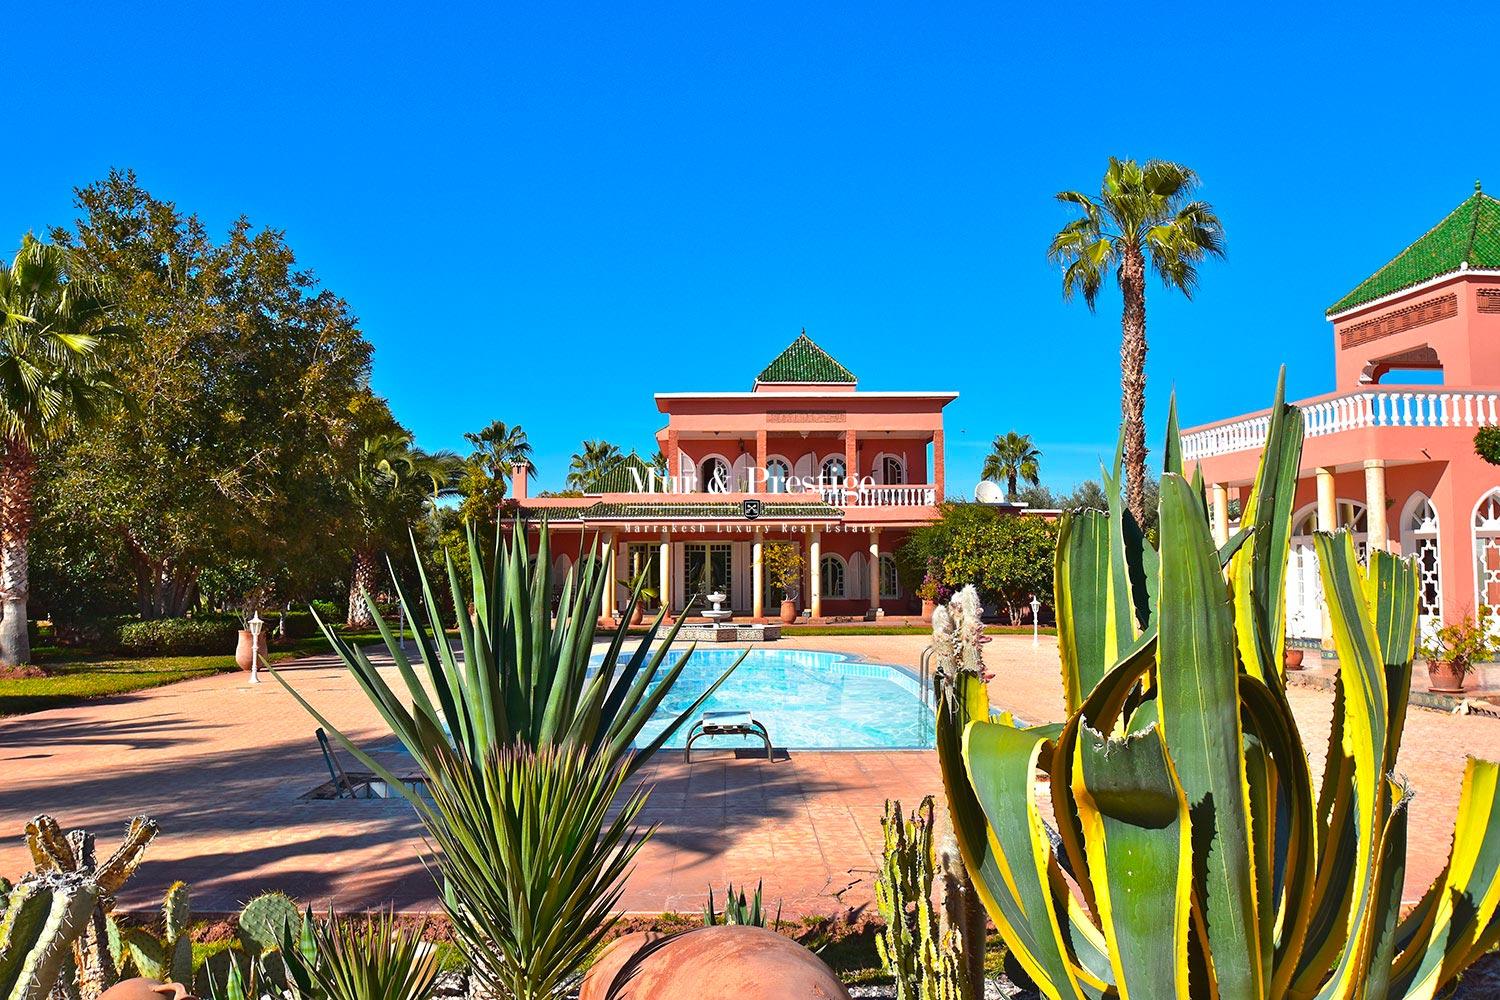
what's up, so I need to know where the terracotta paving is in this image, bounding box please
[2,634,1497,918]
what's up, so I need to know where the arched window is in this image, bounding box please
[1474,491,1500,615]
[879,554,900,599]
[820,456,847,485]
[700,457,730,493]
[1401,494,1442,625]
[879,455,905,485]
[765,458,791,493]
[820,555,846,598]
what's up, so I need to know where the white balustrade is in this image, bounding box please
[819,485,938,507]
[1181,389,1500,460]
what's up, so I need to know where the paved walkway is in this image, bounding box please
[2,634,1496,917]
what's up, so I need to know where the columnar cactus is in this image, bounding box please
[122,882,191,986]
[875,797,970,1000]
[0,872,101,1000]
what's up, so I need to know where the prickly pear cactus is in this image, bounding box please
[875,797,971,1000]
[236,892,300,956]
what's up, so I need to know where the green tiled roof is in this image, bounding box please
[1328,186,1500,315]
[589,452,658,493]
[756,331,856,384]
[518,500,843,521]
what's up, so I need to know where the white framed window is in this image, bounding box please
[1474,491,1500,616]
[1401,494,1442,625]
[820,456,847,485]
[820,554,846,598]
[699,457,730,493]
[879,553,900,598]
[879,455,905,485]
[765,457,791,493]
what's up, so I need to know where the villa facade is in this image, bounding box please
[509,333,958,619]
[1185,185,1500,645]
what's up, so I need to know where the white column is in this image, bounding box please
[752,529,765,620]
[810,529,822,619]
[1211,483,1230,546]
[1316,468,1336,650]
[1365,460,1388,553]
[658,531,671,619]
[868,529,881,614]
[601,532,617,620]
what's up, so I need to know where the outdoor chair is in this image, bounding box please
[684,710,773,762]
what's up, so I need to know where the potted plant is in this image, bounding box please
[762,542,803,624]
[1419,607,1500,693]
[617,577,659,626]
[917,561,949,623]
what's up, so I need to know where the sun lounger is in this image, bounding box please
[685,711,772,762]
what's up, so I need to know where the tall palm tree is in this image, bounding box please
[982,431,1042,499]
[1048,158,1225,524]
[464,420,534,486]
[0,235,127,665]
[566,440,623,491]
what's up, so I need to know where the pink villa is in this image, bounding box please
[1185,184,1500,646]
[508,333,957,620]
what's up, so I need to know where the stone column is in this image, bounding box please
[1211,483,1230,545]
[844,432,858,485]
[659,531,671,618]
[933,430,945,500]
[752,529,765,619]
[1316,468,1336,650]
[1365,460,1389,552]
[601,532,617,620]
[868,529,881,614]
[810,530,823,619]
[754,429,767,494]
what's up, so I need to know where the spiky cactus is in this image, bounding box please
[0,872,101,1000]
[875,797,971,1000]
[237,892,300,957]
[122,882,192,986]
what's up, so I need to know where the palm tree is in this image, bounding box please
[567,440,623,491]
[0,235,127,665]
[982,431,1042,499]
[1048,158,1225,524]
[464,420,534,486]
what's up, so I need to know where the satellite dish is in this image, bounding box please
[974,480,1005,504]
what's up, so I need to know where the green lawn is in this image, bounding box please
[1,632,383,718]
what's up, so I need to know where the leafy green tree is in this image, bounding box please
[566,440,623,491]
[1049,157,1224,525]
[47,170,373,617]
[0,236,127,665]
[1011,483,1062,509]
[455,420,531,525]
[981,431,1042,498]
[895,503,1056,624]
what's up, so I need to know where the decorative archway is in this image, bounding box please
[1286,500,1368,639]
[1473,490,1500,616]
[1400,493,1442,634]
[698,455,732,493]
[820,553,847,599]
[873,452,906,485]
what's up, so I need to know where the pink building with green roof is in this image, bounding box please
[1184,184,1500,647]
[507,332,958,621]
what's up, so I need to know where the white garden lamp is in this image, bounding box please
[248,612,264,685]
[1030,595,1041,646]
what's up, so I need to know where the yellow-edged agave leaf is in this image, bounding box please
[1364,548,1419,770]
[1155,473,1262,1000]
[1389,758,1500,999]
[1358,779,1411,1000]
[1227,370,1305,686]
[1072,724,1192,999]
[1298,532,1393,999]
[962,720,1105,1000]
[1055,510,1118,715]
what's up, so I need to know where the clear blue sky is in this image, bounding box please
[6,3,1493,494]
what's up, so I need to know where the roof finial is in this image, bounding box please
[1477,179,1483,193]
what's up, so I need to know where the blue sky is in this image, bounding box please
[6,3,1493,493]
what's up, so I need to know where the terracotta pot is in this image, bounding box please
[99,979,195,1000]
[921,598,936,622]
[780,599,797,624]
[234,630,268,672]
[580,925,850,1000]
[1284,648,1305,671]
[629,604,645,627]
[1428,659,1469,693]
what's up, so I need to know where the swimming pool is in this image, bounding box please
[601,646,934,751]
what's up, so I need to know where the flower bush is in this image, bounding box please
[1418,606,1500,677]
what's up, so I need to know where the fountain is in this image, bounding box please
[676,588,782,642]
[703,591,734,624]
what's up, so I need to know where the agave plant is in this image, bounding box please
[276,522,741,1000]
[280,910,443,1000]
[937,375,1500,999]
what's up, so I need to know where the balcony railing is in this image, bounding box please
[1182,389,1500,461]
[820,484,938,507]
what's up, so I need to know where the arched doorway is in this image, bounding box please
[1474,491,1500,617]
[1286,500,1368,640]
[1400,494,1442,638]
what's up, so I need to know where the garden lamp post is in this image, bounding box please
[1030,595,1041,646]
[248,612,264,685]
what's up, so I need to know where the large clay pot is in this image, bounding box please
[1284,648,1305,671]
[780,599,798,624]
[580,925,850,1000]
[629,603,645,626]
[1428,659,1469,693]
[234,630,268,672]
[100,979,195,1000]
[921,598,936,623]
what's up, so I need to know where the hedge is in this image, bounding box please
[1477,427,1500,466]
[114,616,241,656]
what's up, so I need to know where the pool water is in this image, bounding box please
[602,646,934,751]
